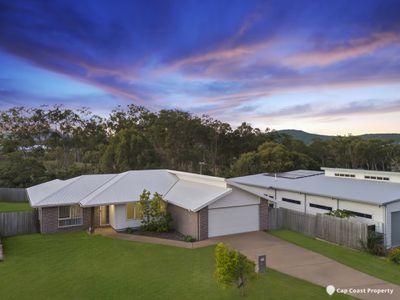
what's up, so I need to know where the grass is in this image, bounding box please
[0,201,32,212]
[0,232,353,300]
[270,229,400,286]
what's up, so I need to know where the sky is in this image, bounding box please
[0,0,399,135]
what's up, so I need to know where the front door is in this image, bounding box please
[100,205,110,226]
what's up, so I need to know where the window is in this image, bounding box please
[58,205,83,227]
[264,193,274,199]
[335,173,355,178]
[126,203,142,220]
[309,203,332,211]
[365,175,390,181]
[344,210,372,219]
[282,198,301,205]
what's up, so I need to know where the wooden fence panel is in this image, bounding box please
[268,207,368,249]
[0,188,28,202]
[0,211,39,237]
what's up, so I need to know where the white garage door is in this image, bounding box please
[208,205,259,238]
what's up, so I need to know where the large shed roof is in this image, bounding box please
[228,170,400,205]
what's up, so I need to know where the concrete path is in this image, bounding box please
[212,231,400,300]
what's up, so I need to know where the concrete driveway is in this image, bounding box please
[211,231,400,300]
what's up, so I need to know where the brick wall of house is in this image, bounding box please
[259,198,268,230]
[198,207,208,240]
[40,206,94,234]
[167,204,198,239]
[93,207,100,228]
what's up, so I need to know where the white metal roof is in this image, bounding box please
[27,170,231,211]
[27,179,75,207]
[28,174,116,207]
[80,170,178,207]
[164,180,231,211]
[228,171,400,205]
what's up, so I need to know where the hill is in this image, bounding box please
[278,129,400,144]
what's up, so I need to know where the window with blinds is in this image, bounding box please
[58,205,83,227]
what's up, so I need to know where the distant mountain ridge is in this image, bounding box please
[278,129,400,144]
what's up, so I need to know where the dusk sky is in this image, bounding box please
[0,0,399,135]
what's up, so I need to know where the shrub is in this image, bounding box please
[214,243,256,296]
[184,235,195,242]
[137,190,172,232]
[361,231,386,256]
[326,209,353,218]
[126,228,134,234]
[388,248,400,264]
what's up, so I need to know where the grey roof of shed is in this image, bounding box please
[228,170,400,205]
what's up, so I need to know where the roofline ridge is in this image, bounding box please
[79,171,131,206]
[35,176,82,206]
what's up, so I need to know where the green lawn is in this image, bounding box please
[0,201,32,212]
[270,229,400,286]
[0,232,352,300]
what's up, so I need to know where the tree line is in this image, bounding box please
[0,105,399,187]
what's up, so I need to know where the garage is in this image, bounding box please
[392,211,400,247]
[208,205,260,237]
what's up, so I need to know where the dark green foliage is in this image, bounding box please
[101,128,159,172]
[0,152,51,187]
[230,142,317,176]
[360,231,386,256]
[0,105,399,187]
[388,248,400,264]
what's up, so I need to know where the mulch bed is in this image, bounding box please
[129,230,187,241]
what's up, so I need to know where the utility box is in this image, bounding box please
[256,254,266,273]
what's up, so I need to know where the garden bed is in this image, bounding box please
[127,229,188,241]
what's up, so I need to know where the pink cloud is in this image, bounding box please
[282,32,400,68]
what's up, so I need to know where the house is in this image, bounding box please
[228,168,400,248]
[27,170,268,240]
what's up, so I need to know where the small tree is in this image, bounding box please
[149,192,171,232]
[137,190,172,232]
[214,243,256,296]
[137,190,151,228]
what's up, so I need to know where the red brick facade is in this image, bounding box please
[39,206,99,234]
